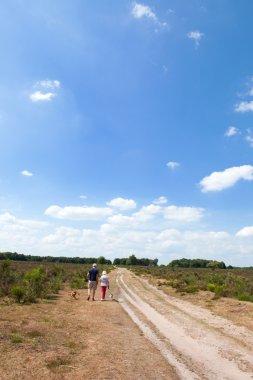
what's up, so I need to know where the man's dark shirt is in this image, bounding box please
[89,268,99,281]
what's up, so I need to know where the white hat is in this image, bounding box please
[102,270,107,275]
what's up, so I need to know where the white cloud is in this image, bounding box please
[166,161,180,169]
[0,213,50,252]
[235,101,253,113]
[37,80,61,89]
[156,229,180,240]
[107,214,134,226]
[184,231,230,240]
[0,212,16,223]
[236,226,253,237]
[106,197,137,210]
[42,226,81,244]
[80,195,87,199]
[29,79,60,102]
[153,196,168,205]
[133,204,161,221]
[200,165,253,192]
[44,205,113,220]
[21,170,33,177]
[131,2,167,28]
[1,208,253,266]
[246,132,253,148]
[187,30,204,48]
[163,206,204,222]
[132,3,157,20]
[225,126,239,137]
[30,91,55,102]
[106,203,203,229]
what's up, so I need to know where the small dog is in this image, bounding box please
[70,291,78,299]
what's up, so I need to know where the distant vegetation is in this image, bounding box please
[113,254,158,266]
[0,252,158,267]
[168,258,227,269]
[130,265,253,303]
[0,251,112,265]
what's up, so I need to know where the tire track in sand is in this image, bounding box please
[117,268,253,380]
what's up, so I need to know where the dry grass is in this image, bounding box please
[0,271,178,380]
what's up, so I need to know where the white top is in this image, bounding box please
[100,274,109,287]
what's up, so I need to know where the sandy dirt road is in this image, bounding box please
[117,268,253,380]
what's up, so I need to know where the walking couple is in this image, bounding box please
[87,263,110,301]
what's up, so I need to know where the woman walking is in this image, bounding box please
[100,270,109,301]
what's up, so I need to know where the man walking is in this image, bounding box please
[87,263,99,301]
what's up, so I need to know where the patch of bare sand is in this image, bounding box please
[0,271,178,380]
[117,269,253,380]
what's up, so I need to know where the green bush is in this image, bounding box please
[69,269,87,289]
[207,283,216,292]
[237,294,253,302]
[11,286,25,303]
[24,267,47,299]
[0,260,18,296]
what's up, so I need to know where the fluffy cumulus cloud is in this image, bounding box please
[44,205,113,220]
[166,161,180,170]
[1,205,253,265]
[132,3,157,20]
[235,100,253,113]
[0,212,50,253]
[30,91,55,102]
[21,170,33,177]
[236,226,253,237]
[106,197,137,210]
[200,165,253,192]
[163,206,204,222]
[187,30,204,48]
[131,2,167,28]
[133,204,161,221]
[107,203,203,228]
[30,79,60,102]
[225,126,239,137]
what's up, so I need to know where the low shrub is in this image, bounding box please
[0,260,18,296]
[237,294,253,302]
[207,283,216,292]
[10,334,23,343]
[11,286,25,303]
[69,270,87,289]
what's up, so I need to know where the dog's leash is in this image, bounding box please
[108,289,113,300]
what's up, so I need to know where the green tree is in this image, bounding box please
[97,256,106,264]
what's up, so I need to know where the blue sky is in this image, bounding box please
[1,0,253,266]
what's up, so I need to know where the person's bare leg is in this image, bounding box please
[92,286,96,300]
[87,284,91,300]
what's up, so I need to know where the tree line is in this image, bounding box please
[0,252,229,268]
[168,258,226,269]
[0,252,112,265]
[0,252,158,267]
[113,254,158,266]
